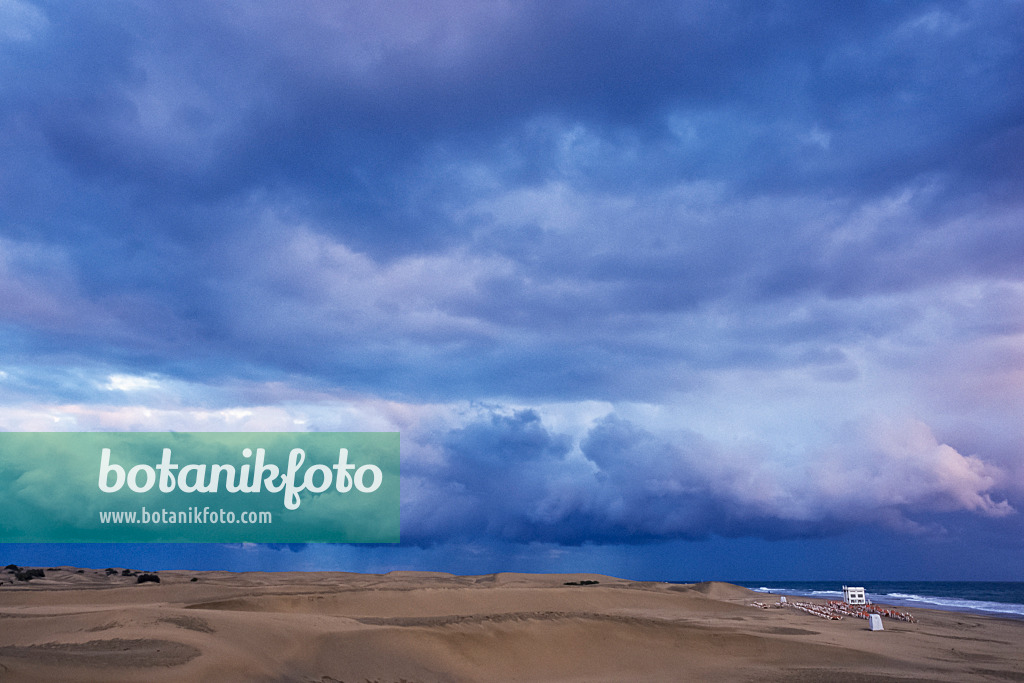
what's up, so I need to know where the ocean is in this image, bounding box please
[733,581,1024,620]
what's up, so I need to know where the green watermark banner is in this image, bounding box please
[0,432,399,543]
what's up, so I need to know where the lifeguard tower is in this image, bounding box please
[843,585,866,605]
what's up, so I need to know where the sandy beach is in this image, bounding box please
[0,567,1021,682]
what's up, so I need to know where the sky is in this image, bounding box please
[1,0,1023,580]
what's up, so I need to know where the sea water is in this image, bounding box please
[735,581,1024,620]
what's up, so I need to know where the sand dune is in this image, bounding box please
[1,566,1022,682]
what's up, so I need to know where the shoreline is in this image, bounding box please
[737,582,1024,622]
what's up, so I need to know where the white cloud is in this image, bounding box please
[814,418,1014,518]
[801,125,832,150]
[0,0,47,43]
[103,374,161,392]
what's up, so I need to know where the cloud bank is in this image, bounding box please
[1,0,1022,574]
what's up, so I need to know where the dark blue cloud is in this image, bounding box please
[399,410,1015,546]
[6,1,1020,252]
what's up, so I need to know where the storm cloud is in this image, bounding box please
[400,410,1013,545]
[2,0,1023,576]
